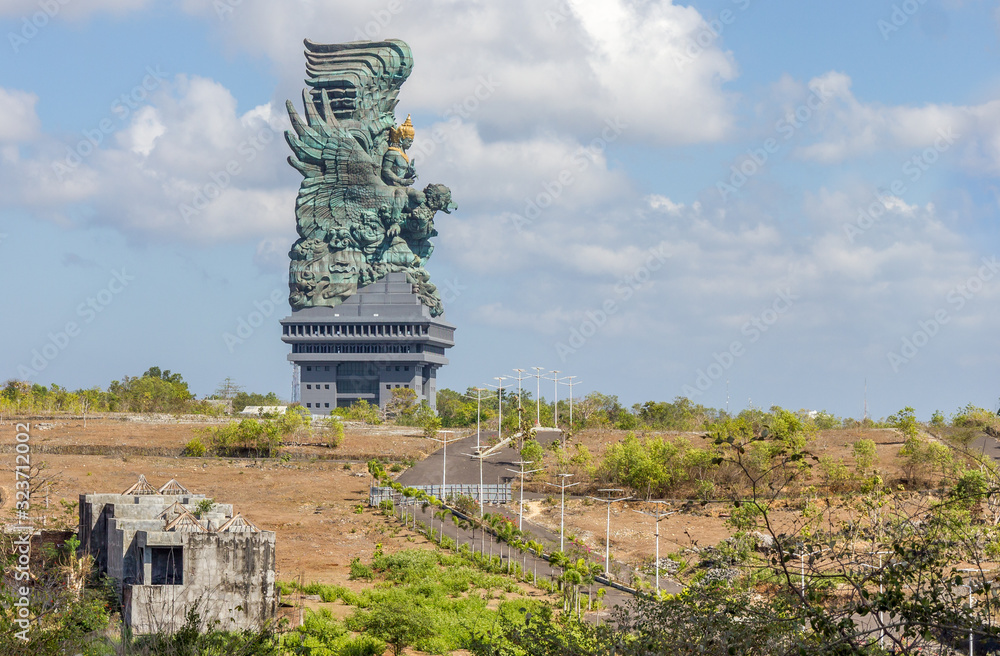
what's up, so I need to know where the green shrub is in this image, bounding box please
[181,437,206,457]
[349,557,374,581]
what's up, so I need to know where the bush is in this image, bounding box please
[851,438,877,473]
[182,437,206,457]
[349,557,374,581]
[323,417,344,448]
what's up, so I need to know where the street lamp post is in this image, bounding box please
[561,376,580,430]
[544,474,579,552]
[531,366,544,426]
[463,387,489,451]
[590,489,632,578]
[507,460,542,531]
[425,432,463,500]
[463,451,498,519]
[633,502,677,594]
[487,377,509,446]
[795,546,828,594]
[548,370,561,428]
[958,567,991,656]
[512,369,528,415]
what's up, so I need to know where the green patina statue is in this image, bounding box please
[285,39,456,316]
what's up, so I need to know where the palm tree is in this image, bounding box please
[527,540,544,583]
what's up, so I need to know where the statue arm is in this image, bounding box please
[381,151,416,187]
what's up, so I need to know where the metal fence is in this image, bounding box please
[369,483,511,507]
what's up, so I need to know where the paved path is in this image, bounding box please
[391,432,683,609]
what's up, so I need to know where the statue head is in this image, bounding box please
[389,114,415,148]
[422,183,457,214]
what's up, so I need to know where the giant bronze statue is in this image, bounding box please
[285,39,456,317]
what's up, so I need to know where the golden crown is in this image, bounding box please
[389,114,415,143]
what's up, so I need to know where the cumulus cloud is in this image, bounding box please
[0,88,41,142]
[179,0,738,146]
[0,75,298,244]
[781,72,1000,176]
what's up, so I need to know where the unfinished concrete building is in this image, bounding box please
[79,475,276,634]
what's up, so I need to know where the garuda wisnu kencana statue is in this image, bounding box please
[285,39,456,317]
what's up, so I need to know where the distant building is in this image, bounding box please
[280,273,455,412]
[240,405,288,416]
[79,475,276,634]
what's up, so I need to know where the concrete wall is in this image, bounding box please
[125,532,277,634]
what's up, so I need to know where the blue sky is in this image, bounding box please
[2,0,999,420]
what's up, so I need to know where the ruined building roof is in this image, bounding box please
[164,511,208,533]
[121,474,159,495]
[217,513,260,533]
[158,479,190,495]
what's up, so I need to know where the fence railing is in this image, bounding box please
[369,483,511,506]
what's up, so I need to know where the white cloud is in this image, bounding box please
[0,75,297,244]
[0,88,40,142]
[783,72,1000,176]
[180,0,737,146]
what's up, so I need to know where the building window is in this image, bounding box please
[324,384,330,390]
[325,366,330,371]
[324,403,330,408]
[395,366,400,371]
[150,547,183,585]
[306,403,312,408]
[405,366,409,372]
[306,366,312,371]
[386,384,391,389]
[306,384,311,390]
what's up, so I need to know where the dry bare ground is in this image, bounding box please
[0,416,924,587]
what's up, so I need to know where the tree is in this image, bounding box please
[212,377,244,400]
[422,413,442,439]
[384,387,418,422]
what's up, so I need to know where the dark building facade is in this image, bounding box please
[280,273,454,412]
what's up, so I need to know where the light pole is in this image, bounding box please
[507,460,542,531]
[464,387,489,451]
[487,377,509,445]
[463,450,498,518]
[633,502,677,594]
[531,366,544,426]
[590,489,632,578]
[512,369,528,415]
[561,376,580,430]
[795,546,828,594]
[548,370,561,428]
[958,567,991,656]
[544,473,579,552]
[425,432,463,500]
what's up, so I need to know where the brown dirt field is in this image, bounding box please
[8,416,438,461]
[0,417,965,590]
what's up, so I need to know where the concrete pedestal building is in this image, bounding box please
[280,273,455,412]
